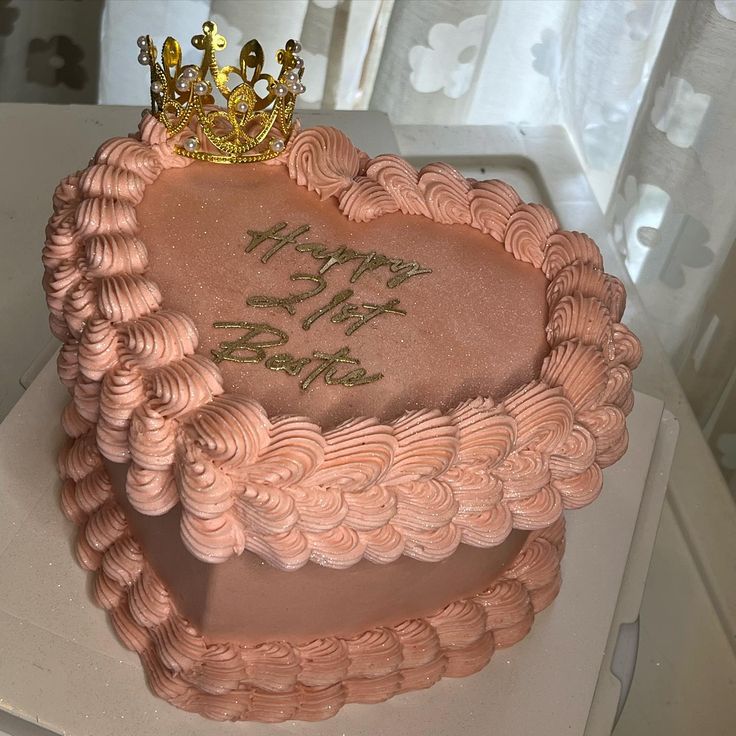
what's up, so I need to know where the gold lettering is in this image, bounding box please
[334,367,384,387]
[301,289,353,331]
[247,273,327,315]
[245,222,312,263]
[331,298,406,335]
[216,220,432,391]
[264,352,311,375]
[210,322,288,364]
[299,346,359,390]
[211,322,383,391]
[349,252,392,283]
[249,221,431,287]
[317,246,358,274]
[301,347,382,391]
[386,259,434,288]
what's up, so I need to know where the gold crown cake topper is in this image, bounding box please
[136,21,305,163]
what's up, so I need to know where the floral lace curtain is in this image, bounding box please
[609,0,736,493]
[0,0,102,102]
[3,0,736,494]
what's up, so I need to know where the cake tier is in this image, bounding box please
[43,115,641,574]
[106,458,527,642]
[61,452,565,723]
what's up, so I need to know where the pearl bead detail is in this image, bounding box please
[134,31,304,162]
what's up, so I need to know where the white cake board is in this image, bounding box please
[0,355,677,736]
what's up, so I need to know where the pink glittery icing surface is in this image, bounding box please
[137,161,550,427]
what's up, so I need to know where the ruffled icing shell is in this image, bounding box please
[366,154,430,217]
[542,230,603,278]
[504,203,558,268]
[469,179,521,241]
[338,177,399,222]
[418,162,472,225]
[287,126,362,201]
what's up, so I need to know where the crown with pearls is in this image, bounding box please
[136,21,306,164]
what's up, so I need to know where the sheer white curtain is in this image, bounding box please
[97,0,736,491]
[99,0,389,110]
[369,0,673,206]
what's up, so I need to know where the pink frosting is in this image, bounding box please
[43,113,641,570]
[58,447,565,722]
[287,126,363,200]
[469,180,521,240]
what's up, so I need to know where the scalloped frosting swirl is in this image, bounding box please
[287,126,362,200]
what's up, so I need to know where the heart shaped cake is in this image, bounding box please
[42,24,641,723]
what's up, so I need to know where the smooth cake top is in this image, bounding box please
[138,160,549,427]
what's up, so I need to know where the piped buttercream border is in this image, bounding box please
[45,114,640,570]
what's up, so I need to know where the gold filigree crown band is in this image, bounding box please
[136,21,305,164]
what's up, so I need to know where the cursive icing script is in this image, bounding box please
[245,222,432,288]
[210,220,430,391]
[246,272,407,335]
[210,321,383,390]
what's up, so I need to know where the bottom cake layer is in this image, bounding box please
[60,451,566,722]
[103,459,531,643]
